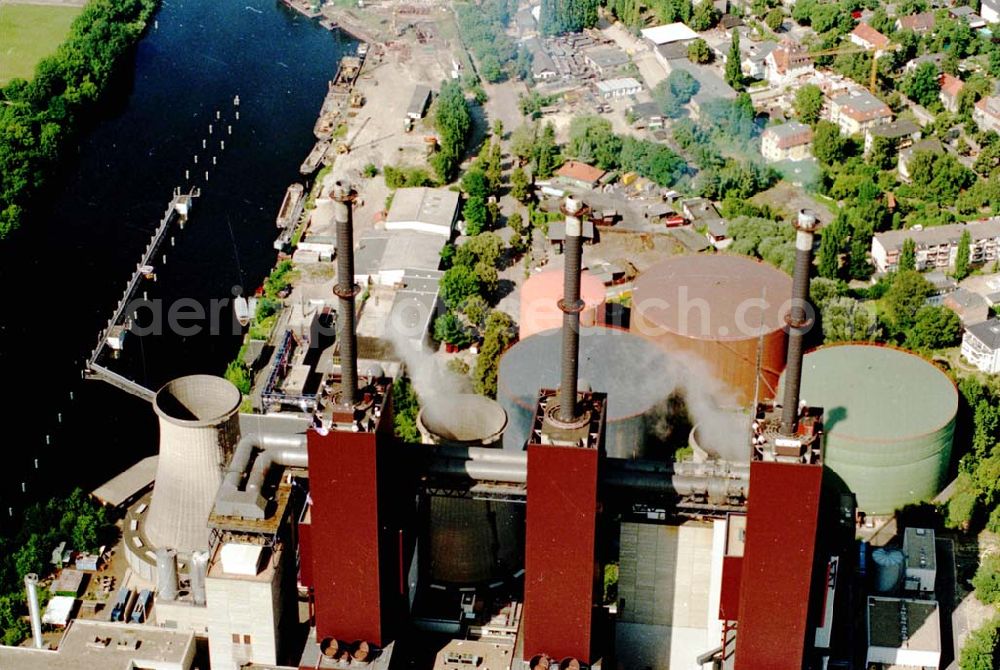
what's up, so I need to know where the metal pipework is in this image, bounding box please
[781,209,819,435]
[558,197,586,423]
[332,180,360,407]
[214,432,308,519]
[24,574,42,649]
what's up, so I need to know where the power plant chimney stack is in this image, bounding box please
[780,209,819,435]
[332,179,360,407]
[557,197,586,423]
[24,574,42,649]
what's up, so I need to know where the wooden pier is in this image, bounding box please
[83,187,200,401]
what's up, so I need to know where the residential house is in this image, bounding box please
[765,40,814,86]
[682,198,730,249]
[898,138,945,182]
[943,288,990,325]
[741,40,777,80]
[864,119,921,154]
[895,12,935,33]
[525,38,557,80]
[904,53,944,74]
[974,95,1000,134]
[939,73,964,114]
[984,0,1000,24]
[760,121,813,162]
[871,218,1000,272]
[829,89,892,136]
[584,47,630,78]
[555,161,606,189]
[596,77,642,99]
[948,5,987,29]
[962,318,1000,373]
[849,23,890,55]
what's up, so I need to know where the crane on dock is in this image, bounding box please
[335,116,371,154]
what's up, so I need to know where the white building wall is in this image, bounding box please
[961,333,1000,373]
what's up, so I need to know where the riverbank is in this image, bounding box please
[0,0,161,236]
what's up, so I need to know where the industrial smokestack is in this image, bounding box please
[144,375,241,554]
[332,179,359,407]
[780,209,819,435]
[557,197,586,423]
[24,574,42,649]
[156,547,179,601]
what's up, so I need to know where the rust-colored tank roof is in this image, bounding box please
[632,255,792,341]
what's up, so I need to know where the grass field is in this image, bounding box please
[0,3,83,85]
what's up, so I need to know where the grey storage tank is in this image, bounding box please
[497,327,679,457]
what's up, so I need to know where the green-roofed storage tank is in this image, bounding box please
[778,344,957,515]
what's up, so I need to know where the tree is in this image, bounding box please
[690,0,719,30]
[906,305,961,350]
[224,360,251,395]
[899,237,916,272]
[907,61,942,109]
[812,120,846,166]
[462,168,489,199]
[725,31,743,91]
[818,216,848,279]
[568,116,622,170]
[792,84,823,126]
[510,167,531,202]
[464,232,505,268]
[883,270,934,333]
[687,38,712,64]
[434,311,472,347]
[654,70,700,118]
[868,135,897,171]
[461,294,490,329]
[492,119,504,138]
[392,374,420,442]
[535,123,559,178]
[473,311,516,397]
[821,297,882,343]
[440,265,481,310]
[463,196,488,235]
[973,554,1000,605]
[955,229,972,280]
[765,7,784,31]
[511,124,537,164]
[433,80,473,182]
[959,617,1000,670]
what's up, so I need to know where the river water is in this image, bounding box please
[0,0,352,522]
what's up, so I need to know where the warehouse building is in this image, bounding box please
[385,187,460,237]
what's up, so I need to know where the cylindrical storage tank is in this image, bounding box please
[418,394,522,586]
[417,394,508,447]
[145,375,241,553]
[24,574,42,649]
[631,255,792,406]
[779,345,957,515]
[156,547,179,600]
[498,327,679,457]
[871,548,905,594]
[519,268,606,339]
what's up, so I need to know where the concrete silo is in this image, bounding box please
[144,374,241,553]
[631,255,792,406]
[519,268,606,339]
[779,345,957,515]
[416,394,523,587]
[497,327,679,458]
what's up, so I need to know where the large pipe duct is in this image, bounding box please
[214,432,308,519]
[332,179,359,407]
[558,197,586,423]
[780,209,819,435]
[145,375,241,553]
[190,550,209,607]
[24,574,42,649]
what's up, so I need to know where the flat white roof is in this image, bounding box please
[597,77,642,92]
[641,22,700,45]
[219,543,264,576]
[42,596,76,626]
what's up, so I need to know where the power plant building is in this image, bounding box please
[630,255,792,407]
[782,345,957,515]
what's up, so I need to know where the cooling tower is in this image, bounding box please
[144,375,241,553]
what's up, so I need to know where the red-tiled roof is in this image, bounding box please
[556,160,606,184]
[940,73,964,100]
[851,23,890,50]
